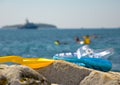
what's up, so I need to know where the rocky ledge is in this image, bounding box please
[0,60,120,85]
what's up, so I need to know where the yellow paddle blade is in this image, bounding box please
[0,56,23,64]
[0,56,54,69]
[23,58,54,69]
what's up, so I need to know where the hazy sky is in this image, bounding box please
[0,0,120,28]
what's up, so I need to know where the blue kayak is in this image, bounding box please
[53,45,113,72]
[53,55,112,72]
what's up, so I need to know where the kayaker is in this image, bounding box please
[54,40,61,46]
[75,36,80,43]
[75,36,84,44]
[83,35,91,45]
[54,40,68,46]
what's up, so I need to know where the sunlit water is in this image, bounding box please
[0,28,120,71]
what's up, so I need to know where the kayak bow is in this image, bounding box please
[0,56,54,69]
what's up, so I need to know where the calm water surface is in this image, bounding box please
[0,28,120,71]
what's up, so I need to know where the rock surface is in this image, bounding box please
[36,60,92,85]
[0,64,50,85]
[0,60,120,85]
[36,60,120,85]
[80,71,120,85]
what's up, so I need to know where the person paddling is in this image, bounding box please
[83,35,91,45]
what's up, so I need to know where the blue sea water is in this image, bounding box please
[0,28,120,71]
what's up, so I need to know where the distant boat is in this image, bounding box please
[19,19,38,29]
[2,19,57,29]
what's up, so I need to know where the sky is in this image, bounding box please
[0,0,120,28]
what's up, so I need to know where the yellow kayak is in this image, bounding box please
[0,56,54,69]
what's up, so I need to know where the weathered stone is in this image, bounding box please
[0,74,8,85]
[36,60,120,85]
[80,71,120,85]
[0,64,51,85]
[36,60,92,85]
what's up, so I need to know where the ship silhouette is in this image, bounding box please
[2,19,57,29]
[19,19,38,29]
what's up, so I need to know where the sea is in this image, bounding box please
[0,28,120,72]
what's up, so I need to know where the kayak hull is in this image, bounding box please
[53,56,112,72]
